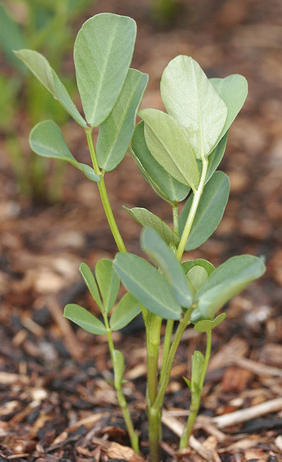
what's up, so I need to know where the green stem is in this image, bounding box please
[103,315,140,454]
[172,203,179,236]
[159,319,174,384]
[146,314,162,406]
[85,129,126,253]
[152,307,193,412]
[179,329,212,449]
[148,406,161,462]
[176,157,209,261]
[146,313,162,462]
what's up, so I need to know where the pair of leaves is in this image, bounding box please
[139,108,200,189]
[179,171,230,251]
[191,255,266,322]
[64,259,141,335]
[16,14,137,128]
[182,259,214,299]
[17,14,148,174]
[131,121,190,204]
[182,255,265,323]
[114,228,193,320]
[138,57,228,189]
[135,59,247,196]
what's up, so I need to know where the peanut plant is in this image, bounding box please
[16,13,266,462]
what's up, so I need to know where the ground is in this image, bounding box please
[0,0,282,461]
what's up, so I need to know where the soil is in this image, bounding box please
[0,0,282,461]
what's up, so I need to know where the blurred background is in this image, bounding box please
[0,0,282,459]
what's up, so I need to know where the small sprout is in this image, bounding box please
[18,12,265,462]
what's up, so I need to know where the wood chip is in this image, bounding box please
[213,397,282,428]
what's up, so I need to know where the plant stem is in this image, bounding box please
[179,330,212,448]
[160,319,174,383]
[152,307,193,412]
[146,314,162,406]
[176,157,209,261]
[172,203,179,236]
[146,313,162,462]
[85,128,126,253]
[148,406,161,462]
[103,315,140,454]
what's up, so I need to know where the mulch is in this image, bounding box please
[0,0,282,460]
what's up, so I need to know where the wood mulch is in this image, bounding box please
[0,0,282,460]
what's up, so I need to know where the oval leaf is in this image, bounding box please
[74,13,136,127]
[97,69,148,171]
[14,49,87,127]
[123,206,179,246]
[110,293,141,331]
[192,255,266,322]
[210,74,248,141]
[64,304,106,335]
[131,122,190,203]
[141,227,192,307]
[179,171,230,251]
[194,313,226,333]
[186,266,209,298]
[182,259,215,276]
[140,108,200,188]
[114,253,182,320]
[95,259,120,314]
[161,55,227,158]
[29,121,100,182]
[79,263,103,311]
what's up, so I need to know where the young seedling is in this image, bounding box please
[16,12,266,462]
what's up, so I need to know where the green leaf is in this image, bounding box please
[160,55,227,158]
[29,120,100,182]
[179,171,230,250]
[14,50,87,127]
[110,293,141,331]
[183,377,191,390]
[114,253,182,320]
[96,69,148,171]
[131,122,190,203]
[74,13,136,127]
[139,108,200,188]
[123,206,179,246]
[186,266,209,298]
[192,255,266,322]
[141,227,192,307]
[194,313,226,333]
[112,349,125,389]
[79,263,103,311]
[0,5,27,72]
[210,74,248,140]
[182,259,215,276]
[95,259,120,314]
[64,304,106,335]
